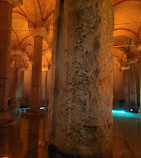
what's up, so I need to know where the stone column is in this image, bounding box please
[49,0,114,157]
[17,69,25,107]
[139,74,141,112]
[0,0,22,126]
[10,56,20,108]
[136,66,140,110]
[41,70,48,105]
[30,36,43,111]
[47,69,52,104]
[129,64,137,110]
[113,62,126,106]
[124,70,130,108]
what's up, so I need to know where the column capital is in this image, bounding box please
[28,22,47,39]
[42,67,48,72]
[20,67,26,71]
[11,49,24,56]
[0,0,23,8]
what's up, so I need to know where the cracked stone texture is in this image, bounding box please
[49,0,114,157]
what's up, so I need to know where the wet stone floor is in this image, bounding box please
[0,109,141,158]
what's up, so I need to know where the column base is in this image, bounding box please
[48,144,112,158]
[138,109,141,113]
[0,111,14,127]
[26,108,44,116]
[10,98,17,109]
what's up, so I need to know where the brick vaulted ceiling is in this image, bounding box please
[10,0,141,69]
[112,0,141,66]
[11,0,56,70]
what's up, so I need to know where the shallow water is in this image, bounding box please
[113,111,141,158]
[0,110,141,158]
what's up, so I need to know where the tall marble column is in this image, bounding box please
[17,69,25,108]
[129,64,137,110]
[41,70,48,105]
[30,36,43,110]
[10,56,20,108]
[0,0,22,126]
[136,66,140,110]
[124,70,130,108]
[139,75,141,112]
[49,0,114,157]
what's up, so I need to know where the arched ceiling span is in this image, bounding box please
[112,0,141,7]
[11,0,56,70]
[113,0,141,65]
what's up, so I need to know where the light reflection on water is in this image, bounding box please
[0,110,141,158]
[112,110,141,118]
[113,111,141,158]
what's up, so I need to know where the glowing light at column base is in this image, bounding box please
[112,110,125,113]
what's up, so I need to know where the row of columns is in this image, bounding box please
[0,0,18,126]
[10,56,20,108]
[113,62,141,111]
[0,114,47,158]
[0,0,48,125]
[17,69,25,107]
[0,0,130,157]
[8,59,49,109]
[129,64,140,111]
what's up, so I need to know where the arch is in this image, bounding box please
[43,54,49,65]
[12,11,29,22]
[113,47,128,59]
[20,35,32,44]
[114,28,138,40]
[33,0,38,26]
[12,28,20,44]
[37,0,43,20]
[113,0,141,7]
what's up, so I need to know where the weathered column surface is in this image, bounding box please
[47,69,52,104]
[41,70,48,105]
[30,36,43,110]
[124,70,130,107]
[113,62,126,105]
[136,66,140,110]
[10,56,20,108]
[0,0,22,126]
[49,0,114,157]
[17,69,25,107]
[129,64,137,110]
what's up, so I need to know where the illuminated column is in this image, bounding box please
[30,36,43,110]
[10,56,20,108]
[41,70,48,105]
[47,69,51,104]
[124,70,130,107]
[49,0,114,157]
[17,69,25,108]
[27,21,49,113]
[139,73,141,112]
[136,66,141,110]
[129,64,137,110]
[0,0,22,126]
